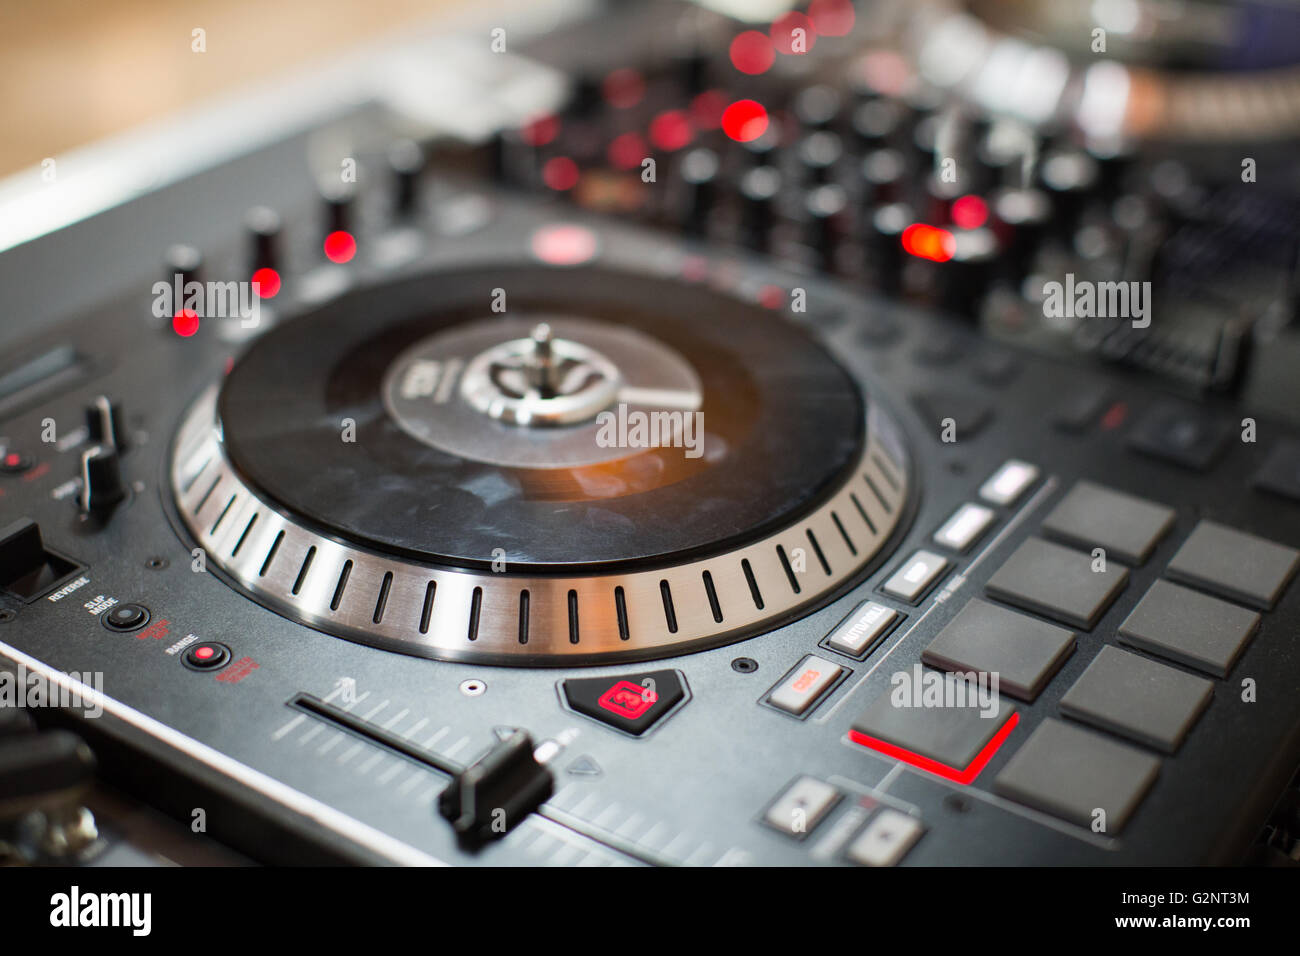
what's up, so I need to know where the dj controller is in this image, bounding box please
[3,0,1300,870]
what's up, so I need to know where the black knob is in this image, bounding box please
[860,148,906,206]
[793,85,842,131]
[1040,147,1099,242]
[867,202,912,295]
[850,99,904,153]
[163,243,201,286]
[78,445,126,518]
[940,227,999,318]
[678,147,719,238]
[388,139,425,217]
[245,206,281,271]
[438,730,552,843]
[797,131,843,185]
[805,184,847,272]
[84,395,127,453]
[738,166,781,252]
[321,182,355,238]
[992,185,1052,280]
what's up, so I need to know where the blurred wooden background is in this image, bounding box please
[0,0,457,177]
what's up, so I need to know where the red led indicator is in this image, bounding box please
[520,114,560,148]
[759,285,785,309]
[323,231,356,264]
[251,267,281,298]
[729,30,775,75]
[607,132,647,171]
[690,90,727,130]
[195,646,215,660]
[172,308,200,337]
[602,68,645,109]
[809,0,856,37]
[542,156,580,191]
[4,453,20,467]
[597,680,657,720]
[771,12,816,55]
[902,223,956,262]
[850,711,1020,785]
[951,195,989,230]
[721,99,769,143]
[649,110,693,152]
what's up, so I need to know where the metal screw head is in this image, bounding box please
[459,679,486,697]
[731,657,758,674]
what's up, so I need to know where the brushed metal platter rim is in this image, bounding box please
[170,386,910,665]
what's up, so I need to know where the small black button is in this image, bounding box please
[1254,439,1300,504]
[183,642,231,670]
[1126,402,1232,471]
[562,670,687,736]
[102,603,150,632]
[0,450,32,475]
[911,390,994,441]
[1052,386,1110,433]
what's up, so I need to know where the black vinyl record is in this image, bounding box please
[218,265,863,570]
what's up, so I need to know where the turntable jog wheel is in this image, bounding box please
[169,266,911,664]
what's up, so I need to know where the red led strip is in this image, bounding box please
[848,710,1020,785]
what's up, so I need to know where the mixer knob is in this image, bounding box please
[678,147,719,238]
[850,99,904,153]
[1040,147,1100,243]
[321,182,355,239]
[388,139,426,217]
[162,243,201,286]
[992,186,1052,280]
[738,166,781,252]
[860,148,906,206]
[244,206,281,271]
[78,445,126,518]
[797,131,843,185]
[867,201,912,295]
[805,184,848,272]
[940,227,999,318]
[84,395,128,453]
[793,85,842,131]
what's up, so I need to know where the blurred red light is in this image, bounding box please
[649,110,693,152]
[521,115,560,147]
[172,308,200,337]
[602,69,645,109]
[730,30,775,75]
[251,267,281,298]
[902,224,956,262]
[542,156,580,191]
[323,231,356,263]
[951,195,989,230]
[809,0,855,37]
[721,100,769,143]
[771,12,816,55]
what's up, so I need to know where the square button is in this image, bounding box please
[933,502,996,553]
[994,718,1160,833]
[763,776,840,839]
[1254,439,1300,504]
[845,809,924,866]
[1060,645,1213,753]
[985,537,1129,630]
[825,601,898,657]
[1166,520,1299,611]
[851,675,1015,771]
[1118,579,1260,678]
[979,460,1039,506]
[881,550,949,603]
[922,598,1075,702]
[767,655,843,716]
[1126,402,1233,471]
[1041,480,1176,565]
